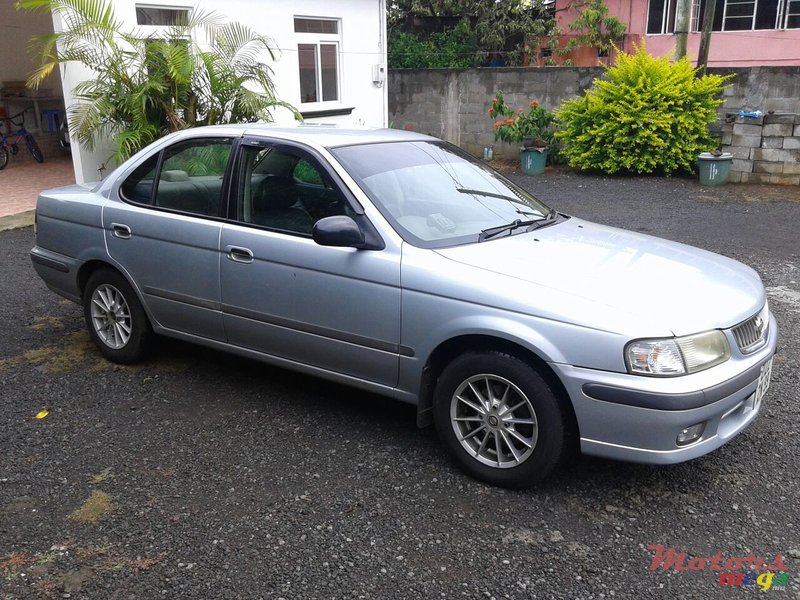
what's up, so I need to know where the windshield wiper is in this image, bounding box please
[457,188,521,203]
[479,213,559,242]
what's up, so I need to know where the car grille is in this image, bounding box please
[731,310,768,353]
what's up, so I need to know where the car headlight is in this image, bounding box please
[625,330,730,376]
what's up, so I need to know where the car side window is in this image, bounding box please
[153,138,232,216]
[236,145,352,236]
[119,138,233,217]
[120,154,159,204]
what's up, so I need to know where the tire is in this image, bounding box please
[83,269,151,364]
[433,350,569,489]
[25,134,44,163]
[0,146,7,170]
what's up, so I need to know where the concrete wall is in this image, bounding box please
[389,67,600,158]
[721,114,800,185]
[388,66,800,182]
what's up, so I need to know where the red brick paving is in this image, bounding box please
[0,155,75,218]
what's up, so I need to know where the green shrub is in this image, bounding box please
[554,44,730,175]
[389,20,477,69]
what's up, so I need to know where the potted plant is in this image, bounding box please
[489,92,556,175]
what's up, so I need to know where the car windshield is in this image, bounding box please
[331,141,554,248]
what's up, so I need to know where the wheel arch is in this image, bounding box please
[416,334,579,439]
[76,260,154,326]
[77,260,123,300]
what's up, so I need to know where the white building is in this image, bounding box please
[1,1,388,184]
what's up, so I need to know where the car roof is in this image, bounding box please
[189,123,437,149]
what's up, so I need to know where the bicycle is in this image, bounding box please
[0,110,44,170]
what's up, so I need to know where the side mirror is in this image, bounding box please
[312,216,366,248]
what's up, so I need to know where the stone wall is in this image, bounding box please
[389,66,800,184]
[721,114,800,185]
[388,67,602,158]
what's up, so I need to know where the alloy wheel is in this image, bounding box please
[450,374,539,469]
[90,284,132,349]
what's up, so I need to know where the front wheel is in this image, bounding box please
[83,269,151,363]
[433,351,569,488]
[0,146,8,170]
[25,134,44,163]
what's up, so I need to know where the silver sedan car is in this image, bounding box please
[30,126,777,488]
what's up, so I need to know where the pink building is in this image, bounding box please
[555,0,800,67]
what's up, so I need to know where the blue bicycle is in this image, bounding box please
[0,111,44,170]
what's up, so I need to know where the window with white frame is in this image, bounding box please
[135,5,190,26]
[647,0,800,33]
[294,17,340,104]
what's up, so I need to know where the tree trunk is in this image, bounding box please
[696,0,718,74]
[674,0,691,61]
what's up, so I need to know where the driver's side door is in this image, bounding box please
[219,139,402,386]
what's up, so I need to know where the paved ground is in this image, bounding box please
[0,156,74,222]
[1,171,799,599]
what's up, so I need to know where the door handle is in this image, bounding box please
[111,223,131,239]
[225,245,254,264]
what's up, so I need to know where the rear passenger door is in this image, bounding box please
[105,137,233,340]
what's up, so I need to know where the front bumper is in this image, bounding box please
[551,314,778,465]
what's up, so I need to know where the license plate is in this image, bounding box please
[752,357,773,411]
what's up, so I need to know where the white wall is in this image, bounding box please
[0,2,64,135]
[0,3,61,89]
[56,0,388,183]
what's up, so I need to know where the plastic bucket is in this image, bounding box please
[697,152,732,186]
[520,148,548,176]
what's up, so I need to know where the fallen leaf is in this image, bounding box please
[34,410,49,420]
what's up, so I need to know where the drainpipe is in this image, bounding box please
[378,0,388,127]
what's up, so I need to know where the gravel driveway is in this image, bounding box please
[1,171,798,599]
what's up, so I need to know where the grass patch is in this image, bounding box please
[23,331,112,373]
[68,491,114,524]
[89,468,114,484]
[1,551,35,580]
[28,316,65,332]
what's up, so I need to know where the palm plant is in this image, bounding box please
[17,0,300,164]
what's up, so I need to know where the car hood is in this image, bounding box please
[434,217,764,337]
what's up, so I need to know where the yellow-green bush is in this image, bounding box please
[555,44,730,175]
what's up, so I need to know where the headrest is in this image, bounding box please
[161,169,189,182]
[255,175,299,210]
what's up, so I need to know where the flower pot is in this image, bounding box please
[697,152,732,186]
[520,148,548,176]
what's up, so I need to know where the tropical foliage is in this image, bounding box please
[567,0,626,56]
[388,19,477,69]
[388,0,568,68]
[555,44,729,175]
[17,0,300,163]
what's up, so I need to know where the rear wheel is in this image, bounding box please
[83,269,151,363]
[0,146,8,170]
[433,350,568,488]
[25,134,44,163]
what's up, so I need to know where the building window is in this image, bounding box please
[135,6,190,26]
[646,0,703,33]
[722,0,757,30]
[294,18,339,34]
[647,0,799,32]
[295,18,340,104]
[647,0,675,33]
[786,0,800,27]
